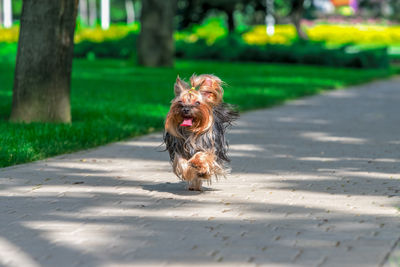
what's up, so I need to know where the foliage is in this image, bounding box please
[0,59,393,167]
[175,18,228,45]
[176,35,389,69]
[74,32,137,59]
[2,18,400,48]
[0,43,17,63]
[1,19,398,66]
[73,24,390,68]
[0,24,139,44]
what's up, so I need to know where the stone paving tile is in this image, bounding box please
[0,78,399,267]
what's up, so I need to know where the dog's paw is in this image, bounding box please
[188,186,202,191]
[188,178,203,191]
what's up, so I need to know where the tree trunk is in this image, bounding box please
[178,0,194,30]
[88,0,97,27]
[79,0,88,25]
[3,0,12,28]
[226,7,235,33]
[101,0,110,29]
[290,0,308,40]
[0,2,3,27]
[138,0,176,67]
[10,0,78,123]
[125,0,135,24]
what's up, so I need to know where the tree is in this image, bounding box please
[0,2,3,26]
[177,0,239,32]
[138,0,176,67]
[10,0,78,123]
[125,0,135,24]
[101,0,110,29]
[3,0,12,28]
[89,0,97,27]
[289,0,308,40]
[79,0,89,25]
[176,0,267,33]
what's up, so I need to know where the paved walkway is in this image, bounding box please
[1,78,400,267]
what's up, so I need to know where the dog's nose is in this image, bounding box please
[182,107,190,114]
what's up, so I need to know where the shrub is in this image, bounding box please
[176,34,389,69]
[73,32,389,68]
[74,32,137,59]
[0,21,391,68]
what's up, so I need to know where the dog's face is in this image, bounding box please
[165,77,213,137]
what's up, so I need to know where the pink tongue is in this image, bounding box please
[180,118,193,127]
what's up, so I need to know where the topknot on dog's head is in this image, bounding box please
[190,74,224,106]
[173,74,224,106]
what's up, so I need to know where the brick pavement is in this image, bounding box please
[1,78,399,267]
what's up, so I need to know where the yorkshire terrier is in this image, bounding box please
[164,74,238,191]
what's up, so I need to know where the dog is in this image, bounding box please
[163,74,238,191]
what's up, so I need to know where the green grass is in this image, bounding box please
[0,59,394,167]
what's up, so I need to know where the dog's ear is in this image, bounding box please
[174,76,188,96]
[203,77,213,87]
[198,75,223,106]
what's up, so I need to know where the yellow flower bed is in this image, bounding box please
[74,24,139,43]
[1,23,399,47]
[243,24,400,46]
[0,26,19,43]
[0,24,139,44]
[242,25,296,45]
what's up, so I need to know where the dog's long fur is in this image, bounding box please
[163,74,238,190]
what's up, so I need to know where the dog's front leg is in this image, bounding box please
[173,155,197,181]
[173,155,203,191]
[188,151,215,180]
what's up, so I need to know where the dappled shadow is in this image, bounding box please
[0,78,399,266]
[141,182,221,195]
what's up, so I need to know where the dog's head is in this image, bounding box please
[165,74,223,137]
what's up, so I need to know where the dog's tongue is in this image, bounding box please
[180,118,193,127]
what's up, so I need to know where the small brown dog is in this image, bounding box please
[163,74,238,190]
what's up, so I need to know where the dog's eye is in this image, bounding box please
[178,101,183,105]
[195,101,200,105]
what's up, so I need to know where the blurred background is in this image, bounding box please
[1,0,399,67]
[1,0,399,168]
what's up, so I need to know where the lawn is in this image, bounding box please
[0,59,394,167]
